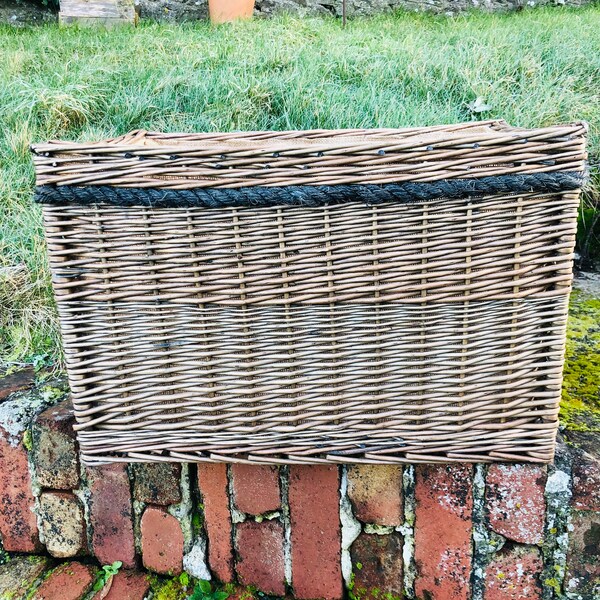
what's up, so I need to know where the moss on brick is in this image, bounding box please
[560,289,600,433]
[21,429,33,451]
[349,571,403,600]
[150,576,189,600]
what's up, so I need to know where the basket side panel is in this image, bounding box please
[42,191,577,464]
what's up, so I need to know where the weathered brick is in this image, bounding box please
[0,431,41,552]
[31,399,79,490]
[87,463,136,569]
[486,464,546,544]
[133,462,181,506]
[289,465,343,600]
[565,510,600,598]
[347,465,403,526]
[96,569,151,600]
[235,520,286,595]
[231,464,280,516]
[350,531,403,599]
[39,491,87,558]
[95,569,151,600]
[32,562,96,600]
[572,450,600,512]
[141,505,184,575]
[197,463,234,583]
[414,464,473,600]
[0,366,35,401]
[484,545,543,600]
[0,555,51,599]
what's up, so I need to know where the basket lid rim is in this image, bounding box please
[31,121,588,195]
[30,120,587,155]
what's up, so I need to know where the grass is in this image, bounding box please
[1,7,600,365]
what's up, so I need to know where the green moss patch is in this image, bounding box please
[560,289,600,432]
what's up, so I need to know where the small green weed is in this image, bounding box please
[188,580,230,600]
[90,561,123,596]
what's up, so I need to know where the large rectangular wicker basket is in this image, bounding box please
[33,121,587,465]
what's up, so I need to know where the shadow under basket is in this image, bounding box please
[32,120,588,465]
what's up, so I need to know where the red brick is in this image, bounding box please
[347,465,403,526]
[87,463,136,569]
[99,570,151,600]
[486,464,546,544]
[39,491,87,558]
[133,462,181,506]
[231,464,280,515]
[350,531,403,599]
[0,366,35,401]
[32,562,96,600]
[572,451,600,512]
[565,510,600,598]
[141,506,184,575]
[0,431,41,552]
[197,463,234,583]
[484,545,543,600]
[31,399,79,490]
[414,464,473,600]
[289,465,342,600]
[235,520,286,595]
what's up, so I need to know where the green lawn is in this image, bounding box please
[1,7,600,364]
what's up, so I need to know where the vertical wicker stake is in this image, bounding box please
[342,0,346,27]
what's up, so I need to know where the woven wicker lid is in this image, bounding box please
[32,120,587,190]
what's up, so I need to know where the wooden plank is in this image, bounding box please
[59,0,137,26]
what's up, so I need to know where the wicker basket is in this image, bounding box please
[33,120,587,465]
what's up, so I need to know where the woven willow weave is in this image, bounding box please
[33,120,587,465]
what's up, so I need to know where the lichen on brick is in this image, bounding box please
[471,464,492,600]
[0,379,66,446]
[183,536,211,581]
[486,464,547,544]
[132,498,146,555]
[340,466,362,585]
[279,465,292,587]
[168,463,194,552]
[541,437,574,600]
[399,465,416,599]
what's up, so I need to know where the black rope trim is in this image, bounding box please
[35,171,586,209]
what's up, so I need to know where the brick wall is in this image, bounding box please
[0,372,598,599]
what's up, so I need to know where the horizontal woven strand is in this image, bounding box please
[42,191,578,305]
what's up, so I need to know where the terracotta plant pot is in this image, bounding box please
[208,0,255,23]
